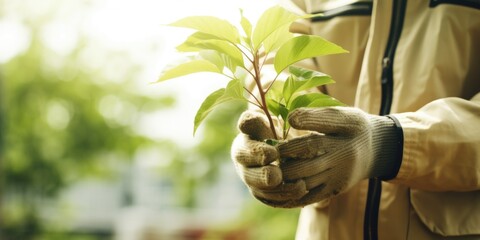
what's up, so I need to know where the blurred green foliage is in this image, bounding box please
[204,200,300,240]
[0,1,301,239]
[0,33,174,240]
[0,1,174,238]
[158,102,247,208]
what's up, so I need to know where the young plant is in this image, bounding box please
[157,6,347,140]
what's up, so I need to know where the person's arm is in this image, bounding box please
[390,93,480,191]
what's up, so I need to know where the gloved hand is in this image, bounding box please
[231,107,402,208]
[231,110,309,205]
[276,107,403,207]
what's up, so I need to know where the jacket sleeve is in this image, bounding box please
[391,93,480,191]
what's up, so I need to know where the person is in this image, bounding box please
[231,0,480,239]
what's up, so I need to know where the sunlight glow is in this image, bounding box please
[2,0,278,145]
[0,19,30,63]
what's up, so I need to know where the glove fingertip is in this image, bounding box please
[287,108,309,129]
[231,134,279,167]
[238,111,274,140]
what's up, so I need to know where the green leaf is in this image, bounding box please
[289,93,345,111]
[177,32,244,72]
[252,6,300,50]
[176,32,220,52]
[169,16,240,43]
[282,75,297,105]
[266,80,285,103]
[263,25,294,53]
[193,79,246,135]
[266,97,280,116]
[291,75,334,95]
[222,54,239,73]
[199,51,225,71]
[267,99,288,121]
[265,80,292,122]
[157,59,222,82]
[240,9,253,46]
[223,78,245,100]
[283,66,335,104]
[198,40,244,66]
[274,35,348,73]
[289,65,330,81]
[266,81,288,121]
[194,88,226,135]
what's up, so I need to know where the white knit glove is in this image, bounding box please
[231,107,402,208]
[231,111,310,203]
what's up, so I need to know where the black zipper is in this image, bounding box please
[312,1,373,22]
[430,0,480,9]
[363,1,407,240]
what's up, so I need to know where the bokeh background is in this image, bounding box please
[0,0,301,239]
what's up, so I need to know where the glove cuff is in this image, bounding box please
[369,115,404,180]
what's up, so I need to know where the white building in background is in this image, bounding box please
[48,147,247,239]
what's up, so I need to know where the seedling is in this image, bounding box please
[157,6,347,140]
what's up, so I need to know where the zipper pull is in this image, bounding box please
[381,57,391,84]
[382,57,391,68]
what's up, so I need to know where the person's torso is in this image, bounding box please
[295,0,480,239]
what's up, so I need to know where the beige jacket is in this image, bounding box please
[282,0,480,239]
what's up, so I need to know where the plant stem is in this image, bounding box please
[243,87,262,107]
[253,52,278,140]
